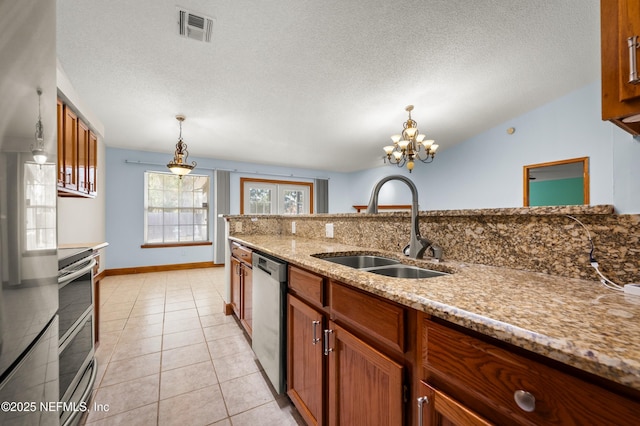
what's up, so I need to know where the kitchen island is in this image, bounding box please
[228,233,640,424]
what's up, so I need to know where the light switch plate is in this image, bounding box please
[235,222,243,233]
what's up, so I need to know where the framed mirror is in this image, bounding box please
[523,157,589,207]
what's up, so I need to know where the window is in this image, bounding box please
[241,178,313,215]
[144,172,209,245]
[24,163,56,251]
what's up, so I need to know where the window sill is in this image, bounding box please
[141,242,212,249]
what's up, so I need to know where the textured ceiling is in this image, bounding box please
[56,0,601,173]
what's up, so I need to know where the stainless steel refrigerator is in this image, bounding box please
[0,0,60,424]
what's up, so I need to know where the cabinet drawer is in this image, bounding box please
[423,319,640,425]
[231,243,253,265]
[330,281,404,353]
[288,266,324,308]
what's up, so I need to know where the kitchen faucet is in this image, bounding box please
[366,175,442,260]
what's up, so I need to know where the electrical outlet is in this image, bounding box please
[235,222,243,233]
[325,223,334,238]
[291,221,296,234]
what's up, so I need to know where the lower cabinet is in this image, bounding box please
[327,321,404,426]
[287,265,409,426]
[230,243,253,337]
[287,294,324,426]
[420,317,640,425]
[417,381,492,426]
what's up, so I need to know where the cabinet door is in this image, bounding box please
[88,131,98,196]
[241,265,253,336]
[327,321,403,426]
[57,99,64,187]
[62,106,78,191]
[601,0,640,134]
[77,119,89,193]
[230,257,242,318]
[417,381,493,426]
[287,295,324,426]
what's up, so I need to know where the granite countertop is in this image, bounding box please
[229,234,640,392]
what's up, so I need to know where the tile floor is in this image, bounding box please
[81,267,304,426]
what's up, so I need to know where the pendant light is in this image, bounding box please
[167,115,196,177]
[31,89,47,164]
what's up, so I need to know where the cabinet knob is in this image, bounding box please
[514,390,536,412]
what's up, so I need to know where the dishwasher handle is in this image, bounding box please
[252,252,287,282]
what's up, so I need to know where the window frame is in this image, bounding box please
[141,171,211,248]
[240,178,314,215]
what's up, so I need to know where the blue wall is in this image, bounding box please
[105,82,640,269]
[350,82,640,213]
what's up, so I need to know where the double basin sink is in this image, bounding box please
[313,254,449,279]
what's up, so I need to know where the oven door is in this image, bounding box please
[59,311,95,426]
[58,257,96,342]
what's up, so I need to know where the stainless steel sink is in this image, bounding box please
[367,264,448,279]
[321,255,400,269]
[313,253,449,279]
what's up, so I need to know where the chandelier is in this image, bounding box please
[31,89,47,164]
[383,105,438,172]
[167,115,196,177]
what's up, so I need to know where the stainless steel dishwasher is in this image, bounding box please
[252,252,288,394]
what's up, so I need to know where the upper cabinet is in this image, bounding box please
[57,99,99,198]
[601,0,640,135]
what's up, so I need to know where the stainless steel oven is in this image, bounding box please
[58,248,97,426]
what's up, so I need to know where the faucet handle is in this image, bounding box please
[430,245,444,261]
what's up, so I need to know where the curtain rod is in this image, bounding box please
[124,160,330,180]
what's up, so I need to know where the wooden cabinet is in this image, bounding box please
[61,105,78,191]
[601,0,640,135]
[287,294,325,426]
[286,265,410,426]
[327,321,404,426]
[56,99,99,197]
[420,317,640,425]
[417,381,492,426]
[230,243,253,336]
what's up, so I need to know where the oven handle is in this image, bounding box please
[61,359,97,426]
[58,258,96,286]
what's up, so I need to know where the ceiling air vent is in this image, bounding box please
[178,7,214,43]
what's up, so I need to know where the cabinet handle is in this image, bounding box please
[312,320,320,345]
[417,396,429,426]
[514,390,536,412]
[323,329,333,355]
[628,35,640,84]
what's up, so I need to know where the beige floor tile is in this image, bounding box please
[87,268,300,426]
[84,403,158,426]
[163,316,201,334]
[120,321,163,342]
[161,342,211,371]
[212,351,261,383]
[165,300,196,312]
[125,312,164,326]
[101,352,161,387]
[164,308,198,322]
[199,313,236,328]
[159,360,218,400]
[110,335,162,362]
[130,303,165,317]
[162,328,205,350]
[158,385,227,426]
[86,374,159,422]
[206,334,252,360]
[219,372,274,416]
[203,322,244,342]
[230,400,303,426]
[99,318,126,333]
